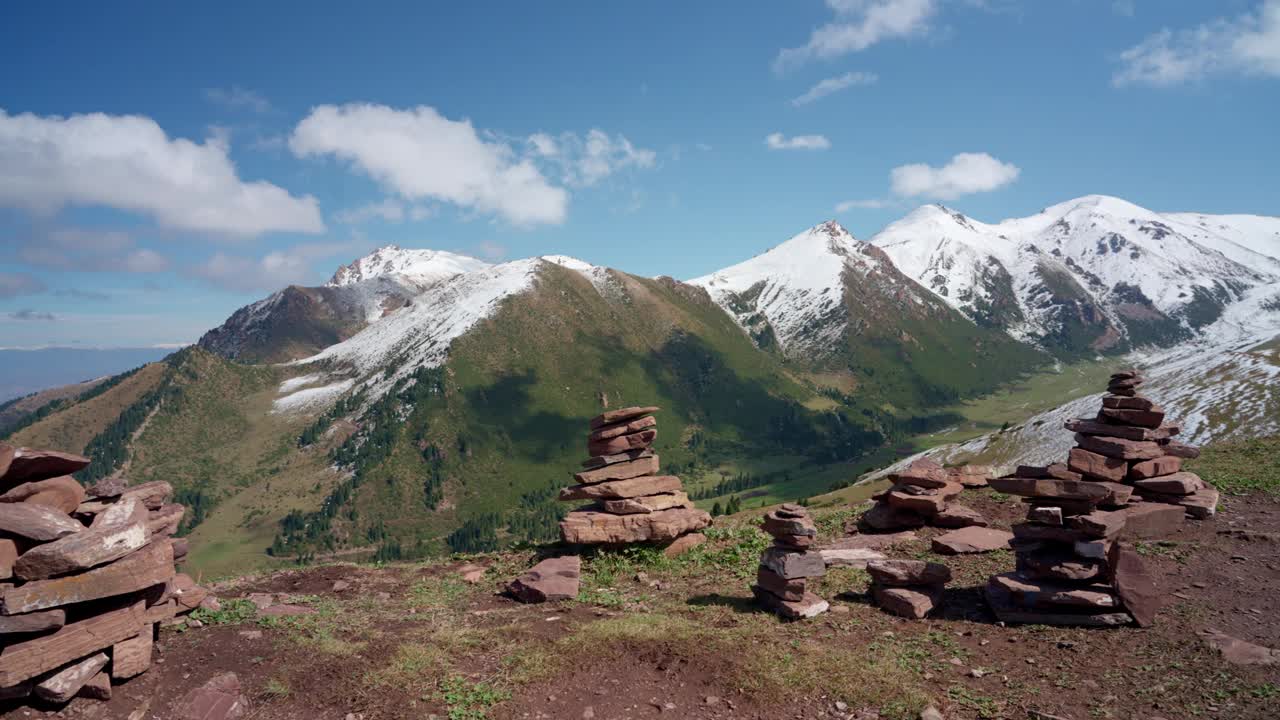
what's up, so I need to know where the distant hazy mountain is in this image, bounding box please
[0,346,176,402]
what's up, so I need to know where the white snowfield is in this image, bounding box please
[869,195,1280,345]
[326,245,491,288]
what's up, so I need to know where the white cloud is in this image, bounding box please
[204,86,273,113]
[766,132,832,151]
[775,0,936,73]
[7,309,57,322]
[0,109,324,237]
[835,198,890,212]
[290,103,569,226]
[526,130,656,187]
[1114,0,1280,86]
[791,71,879,106]
[889,152,1020,200]
[16,228,170,273]
[192,241,365,293]
[0,272,45,299]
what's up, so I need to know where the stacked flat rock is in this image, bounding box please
[558,407,711,548]
[861,458,991,532]
[752,504,828,619]
[1063,369,1216,520]
[867,559,951,620]
[0,441,210,706]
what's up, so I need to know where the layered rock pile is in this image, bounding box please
[867,559,951,620]
[0,442,210,705]
[558,407,711,550]
[752,503,828,619]
[1065,369,1216,519]
[861,458,992,532]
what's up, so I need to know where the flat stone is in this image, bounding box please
[508,556,580,603]
[885,485,955,516]
[0,476,85,513]
[1067,448,1128,482]
[933,504,987,528]
[573,455,660,484]
[818,548,886,569]
[177,672,250,720]
[888,459,949,489]
[866,559,951,587]
[86,476,128,499]
[559,507,711,544]
[600,491,689,515]
[752,586,828,619]
[774,503,808,518]
[990,475,1110,502]
[1022,497,1100,516]
[662,532,706,558]
[1098,406,1165,428]
[1074,434,1164,460]
[33,652,108,704]
[947,465,991,488]
[89,496,149,530]
[1159,440,1201,459]
[586,428,657,457]
[1067,510,1127,539]
[1117,503,1185,539]
[588,406,660,430]
[1133,472,1203,496]
[984,583,1132,627]
[559,475,683,501]
[760,546,826,579]
[1139,484,1219,519]
[587,415,657,442]
[1128,456,1182,480]
[872,584,943,619]
[989,572,1120,610]
[1110,545,1160,627]
[14,521,149,580]
[1027,506,1063,526]
[170,537,190,561]
[112,629,154,679]
[1064,418,1175,442]
[4,541,175,613]
[1016,549,1105,582]
[580,448,654,470]
[760,510,817,537]
[1102,394,1155,410]
[1015,464,1084,482]
[822,531,917,550]
[0,538,16,580]
[0,503,84,542]
[859,503,927,530]
[77,481,172,514]
[756,566,806,601]
[932,527,1013,554]
[147,503,185,537]
[1012,523,1098,544]
[0,607,65,635]
[172,574,210,611]
[0,599,145,686]
[772,533,815,549]
[0,449,89,488]
[77,671,111,700]
[1201,629,1280,665]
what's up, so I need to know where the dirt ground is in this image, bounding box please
[6,489,1279,720]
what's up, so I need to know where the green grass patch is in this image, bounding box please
[1187,434,1280,495]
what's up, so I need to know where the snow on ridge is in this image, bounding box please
[278,373,324,394]
[326,245,491,288]
[272,378,355,414]
[541,255,620,297]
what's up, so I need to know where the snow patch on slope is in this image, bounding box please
[327,245,491,288]
[272,379,356,414]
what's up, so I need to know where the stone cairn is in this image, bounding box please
[981,368,1200,627]
[867,559,952,620]
[753,503,829,619]
[558,406,711,552]
[0,442,211,705]
[860,457,993,532]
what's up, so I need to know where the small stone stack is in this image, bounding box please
[1064,369,1216,519]
[867,559,952,620]
[0,442,210,706]
[558,407,711,550]
[861,458,991,532]
[753,504,829,619]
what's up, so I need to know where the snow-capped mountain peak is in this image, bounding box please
[326,245,491,288]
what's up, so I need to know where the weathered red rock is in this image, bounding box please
[872,584,943,619]
[0,476,85,513]
[1065,418,1177,442]
[760,510,817,537]
[587,428,657,457]
[0,607,65,635]
[985,582,1131,626]
[1129,456,1182,480]
[947,464,991,488]
[33,652,108,703]
[559,507,711,544]
[1110,544,1160,627]
[1117,503,1185,539]
[1201,629,1280,666]
[1074,433,1164,461]
[759,546,826,578]
[756,566,806,601]
[1012,522,1099,544]
[587,415,657,442]
[1102,394,1155,410]
[147,503,185,537]
[0,599,145,686]
[822,531,917,551]
[1099,406,1165,428]
[86,476,128,499]
[1066,510,1127,539]
[988,572,1120,611]
[77,671,111,700]
[573,455,660,484]
[1015,463,1084,483]
[859,503,926,530]
[990,474,1111,502]
[0,538,17,580]
[662,532,706,558]
[0,449,89,488]
[76,481,172,515]
[1067,447,1128,482]
[89,496,149,529]
[588,406,660,430]
[1159,440,1201,459]
[751,586,828,619]
[172,573,209,611]
[817,547,885,568]
[170,537,190,562]
[14,521,150,580]
[507,556,580,603]
[1027,506,1063,525]
[931,526,1013,554]
[1138,484,1219,518]
[1016,549,1104,582]
[601,491,689,515]
[888,459,949,489]
[1133,472,1203,496]
[866,559,951,587]
[0,503,83,542]
[177,672,250,720]
[559,475,683,501]
[933,504,987,528]
[580,448,654,469]
[3,541,174,614]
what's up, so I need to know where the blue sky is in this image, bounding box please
[1,0,1277,347]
